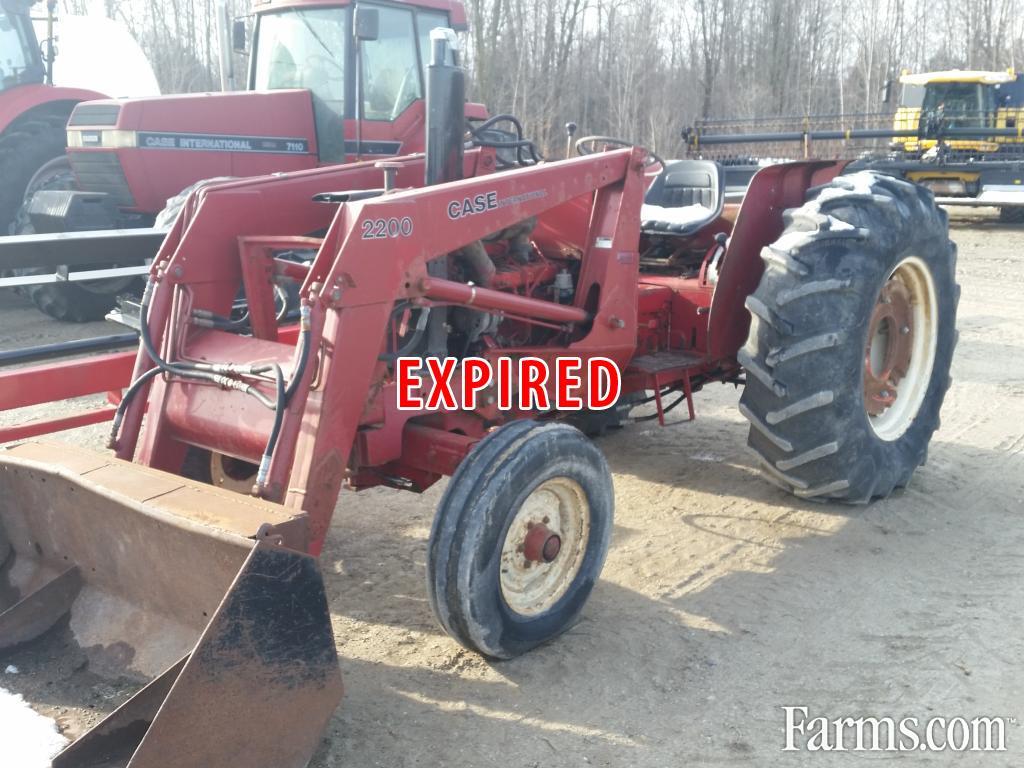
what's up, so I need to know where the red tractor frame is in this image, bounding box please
[0,132,958,653]
[0,43,958,768]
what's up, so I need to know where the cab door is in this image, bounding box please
[343,3,450,161]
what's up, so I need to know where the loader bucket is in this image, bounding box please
[0,441,343,768]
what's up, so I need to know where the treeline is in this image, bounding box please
[60,0,1024,155]
[465,0,1024,156]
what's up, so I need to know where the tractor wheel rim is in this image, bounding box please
[864,256,939,440]
[209,452,258,494]
[499,477,590,617]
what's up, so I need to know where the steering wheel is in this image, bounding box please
[575,135,665,171]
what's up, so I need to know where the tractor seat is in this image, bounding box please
[641,160,724,236]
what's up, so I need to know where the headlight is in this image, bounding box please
[66,130,139,149]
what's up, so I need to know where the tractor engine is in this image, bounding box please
[392,28,579,364]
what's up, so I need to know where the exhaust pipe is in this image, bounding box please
[424,28,465,187]
[0,441,342,768]
[423,28,466,356]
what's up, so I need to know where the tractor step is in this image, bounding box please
[626,350,705,373]
[626,351,707,425]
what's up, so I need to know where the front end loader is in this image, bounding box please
[0,443,341,767]
[0,31,958,765]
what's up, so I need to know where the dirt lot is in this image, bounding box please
[1,210,1023,766]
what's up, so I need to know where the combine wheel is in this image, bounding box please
[998,207,1024,224]
[739,170,959,502]
[427,421,613,659]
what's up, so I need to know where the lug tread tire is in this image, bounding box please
[739,170,959,502]
[999,207,1024,224]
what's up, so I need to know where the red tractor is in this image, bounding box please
[0,29,958,768]
[0,0,157,234]
[12,0,488,321]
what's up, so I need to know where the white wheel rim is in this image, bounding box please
[209,452,257,493]
[499,477,590,617]
[865,256,939,441]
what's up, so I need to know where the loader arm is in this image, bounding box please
[121,147,647,553]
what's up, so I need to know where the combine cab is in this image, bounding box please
[889,69,1024,217]
[892,69,1024,156]
[687,69,1024,221]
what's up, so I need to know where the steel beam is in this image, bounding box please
[0,228,166,271]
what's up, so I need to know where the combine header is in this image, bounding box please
[687,68,1024,219]
[1,29,959,767]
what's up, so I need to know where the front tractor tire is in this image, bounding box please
[12,156,138,322]
[427,421,613,659]
[739,170,959,502]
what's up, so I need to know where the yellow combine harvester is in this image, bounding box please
[888,69,1024,218]
[686,68,1024,222]
[892,68,1024,155]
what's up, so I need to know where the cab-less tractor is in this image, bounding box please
[0,16,957,768]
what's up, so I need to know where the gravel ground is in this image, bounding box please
[1,209,1022,766]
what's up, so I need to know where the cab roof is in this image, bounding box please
[900,69,1017,85]
[253,0,467,29]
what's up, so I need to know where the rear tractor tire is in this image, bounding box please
[427,421,613,659]
[739,170,959,502]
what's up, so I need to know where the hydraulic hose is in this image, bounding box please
[107,366,161,448]
[110,278,314,495]
[378,305,430,362]
[284,302,312,402]
[255,363,286,490]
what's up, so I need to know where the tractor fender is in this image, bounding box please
[0,84,107,135]
[705,160,847,362]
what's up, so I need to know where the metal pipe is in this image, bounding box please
[215,0,236,91]
[692,125,1024,146]
[0,333,138,367]
[424,28,465,187]
[418,277,589,325]
[0,228,166,271]
[423,28,466,356]
[45,0,56,85]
